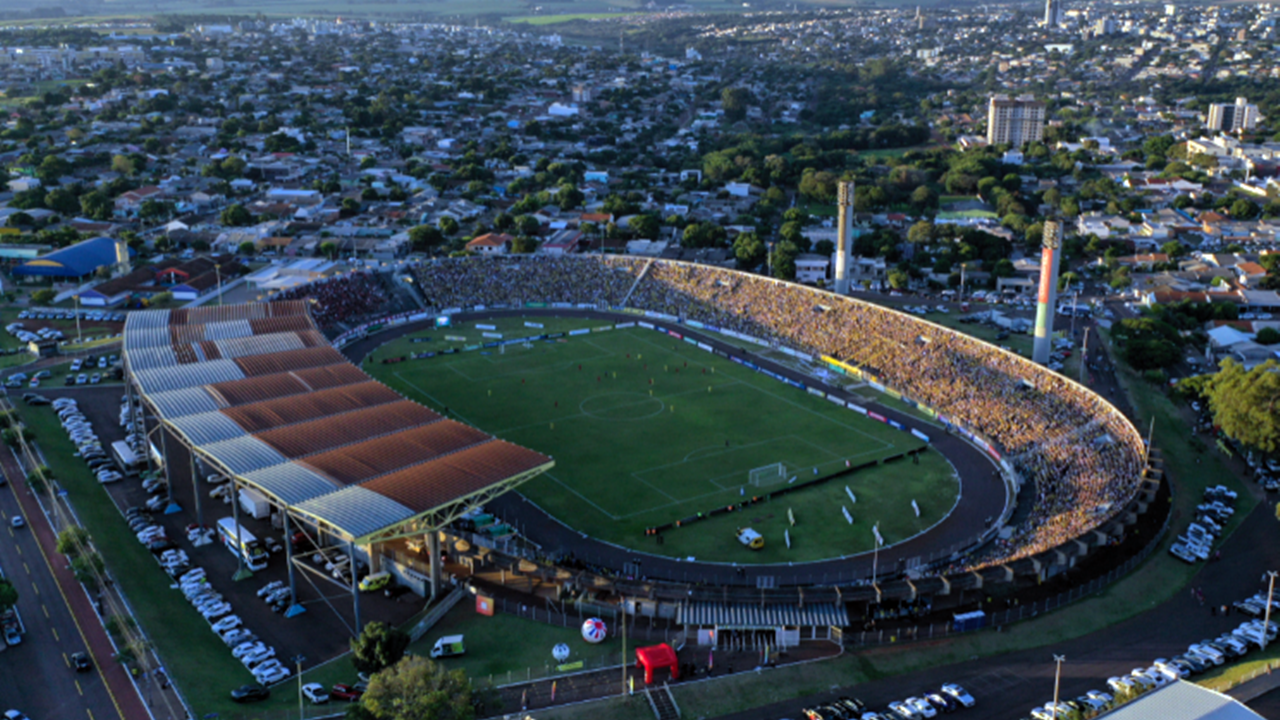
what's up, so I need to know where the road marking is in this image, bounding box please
[42,603,49,618]
[86,709,94,720]
[14,544,20,555]
[76,679,83,696]
[23,561,30,574]
[64,651,69,667]
[52,626,59,641]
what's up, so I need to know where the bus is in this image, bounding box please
[216,518,269,571]
[110,441,142,477]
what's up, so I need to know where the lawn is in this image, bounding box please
[506,12,634,24]
[406,601,624,688]
[367,319,945,563]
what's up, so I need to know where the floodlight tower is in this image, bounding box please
[835,180,855,294]
[1032,219,1064,365]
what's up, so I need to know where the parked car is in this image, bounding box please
[940,685,975,708]
[230,684,270,703]
[330,684,364,701]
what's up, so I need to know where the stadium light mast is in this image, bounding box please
[1051,654,1066,719]
[1265,571,1277,650]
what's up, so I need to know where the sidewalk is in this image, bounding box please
[1228,663,1280,704]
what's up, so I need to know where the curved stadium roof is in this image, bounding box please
[123,301,553,542]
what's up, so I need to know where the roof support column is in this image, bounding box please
[160,428,179,515]
[283,511,305,617]
[428,531,441,603]
[231,478,251,581]
[350,537,362,637]
[189,448,203,528]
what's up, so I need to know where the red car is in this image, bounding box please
[330,684,364,701]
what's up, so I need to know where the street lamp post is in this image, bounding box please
[73,294,82,345]
[295,654,306,720]
[1264,572,1277,650]
[1051,654,1066,720]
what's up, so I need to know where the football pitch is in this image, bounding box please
[366,317,960,563]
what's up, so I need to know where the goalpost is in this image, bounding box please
[748,462,792,488]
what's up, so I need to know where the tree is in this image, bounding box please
[350,621,411,676]
[71,552,104,589]
[511,236,537,253]
[1257,328,1280,346]
[907,221,934,245]
[56,526,90,556]
[0,577,16,613]
[237,241,257,256]
[629,214,660,239]
[814,239,835,257]
[1231,198,1260,220]
[771,240,799,280]
[80,190,111,221]
[992,258,1016,278]
[1208,359,1280,454]
[37,155,71,185]
[139,199,171,223]
[7,212,34,228]
[720,87,752,122]
[887,268,910,290]
[220,204,252,227]
[910,185,937,210]
[358,655,474,720]
[45,187,79,215]
[111,154,135,176]
[733,232,766,269]
[438,217,459,236]
[1161,240,1188,259]
[319,241,338,259]
[30,289,56,304]
[1123,338,1179,371]
[408,225,445,252]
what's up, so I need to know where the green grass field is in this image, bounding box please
[506,12,634,23]
[367,317,955,564]
[406,601,624,688]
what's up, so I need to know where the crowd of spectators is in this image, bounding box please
[410,255,1147,573]
[271,270,390,330]
[413,255,647,309]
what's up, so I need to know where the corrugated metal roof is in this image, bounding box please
[214,331,306,360]
[202,318,255,342]
[148,387,221,418]
[126,345,181,372]
[1095,681,1263,720]
[169,411,249,445]
[201,435,289,475]
[134,360,245,394]
[124,326,172,351]
[295,486,416,539]
[125,308,172,331]
[241,462,344,507]
[129,300,552,542]
[676,602,850,628]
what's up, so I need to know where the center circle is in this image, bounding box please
[579,392,665,421]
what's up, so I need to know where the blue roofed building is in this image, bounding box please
[11,236,132,279]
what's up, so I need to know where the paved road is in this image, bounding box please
[0,447,135,720]
[342,308,1009,588]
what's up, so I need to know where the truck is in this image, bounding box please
[358,571,392,592]
[429,635,465,659]
[736,528,764,550]
[110,440,142,477]
[239,488,270,520]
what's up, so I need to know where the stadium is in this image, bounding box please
[122,255,1157,646]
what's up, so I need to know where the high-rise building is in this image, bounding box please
[1044,0,1063,26]
[987,94,1046,147]
[1207,97,1261,133]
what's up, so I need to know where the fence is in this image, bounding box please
[1202,659,1280,696]
[409,585,468,641]
[843,508,1171,649]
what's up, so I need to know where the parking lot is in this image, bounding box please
[20,385,424,704]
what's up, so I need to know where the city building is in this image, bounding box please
[1207,97,1262,133]
[987,94,1046,147]
[1044,0,1064,26]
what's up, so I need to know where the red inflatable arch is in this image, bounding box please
[635,643,680,684]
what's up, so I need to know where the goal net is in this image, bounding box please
[748,462,791,488]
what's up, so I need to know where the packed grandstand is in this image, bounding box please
[403,255,1147,574]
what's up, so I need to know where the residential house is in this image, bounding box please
[466,233,512,255]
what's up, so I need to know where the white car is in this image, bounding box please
[1085,690,1112,704]
[1169,544,1198,563]
[256,665,290,684]
[179,568,206,584]
[940,684,975,708]
[1107,676,1136,694]
[301,683,330,704]
[906,698,936,718]
[200,602,233,620]
[252,659,285,680]
[887,701,919,720]
[243,646,277,666]
[233,641,266,660]
[210,615,242,634]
